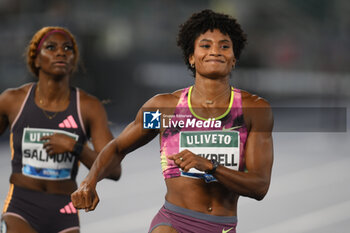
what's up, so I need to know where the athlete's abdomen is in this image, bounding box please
[9,173,78,194]
[165,177,238,216]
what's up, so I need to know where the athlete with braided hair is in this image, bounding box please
[0,26,119,233]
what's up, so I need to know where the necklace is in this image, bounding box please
[193,85,231,105]
[188,86,234,121]
[41,109,58,120]
[36,85,68,120]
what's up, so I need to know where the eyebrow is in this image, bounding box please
[199,39,231,43]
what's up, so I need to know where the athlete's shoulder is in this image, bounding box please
[77,88,110,113]
[0,83,33,118]
[77,88,100,104]
[241,89,273,131]
[241,89,271,109]
[76,88,107,120]
[0,83,33,105]
[143,88,185,109]
[1,83,32,96]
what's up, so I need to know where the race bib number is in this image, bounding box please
[22,128,79,180]
[179,131,240,182]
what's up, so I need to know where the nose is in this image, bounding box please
[209,45,221,56]
[56,47,67,57]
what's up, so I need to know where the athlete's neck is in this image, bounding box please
[193,76,231,105]
[36,78,70,110]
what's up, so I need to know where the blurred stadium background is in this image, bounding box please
[0,0,349,232]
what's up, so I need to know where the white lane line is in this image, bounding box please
[248,200,350,233]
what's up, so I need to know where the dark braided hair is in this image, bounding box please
[177,9,247,76]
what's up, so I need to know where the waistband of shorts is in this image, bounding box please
[164,200,237,224]
[12,184,70,198]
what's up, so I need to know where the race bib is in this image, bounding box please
[22,128,79,180]
[179,131,240,182]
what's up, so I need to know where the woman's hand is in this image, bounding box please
[41,133,76,155]
[168,149,212,172]
[71,180,99,212]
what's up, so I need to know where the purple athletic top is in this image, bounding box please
[160,86,248,182]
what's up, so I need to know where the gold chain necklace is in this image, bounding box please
[41,109,58,120]
[37,85,66,120]
[193,85,231,105]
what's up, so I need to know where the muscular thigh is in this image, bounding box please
[150,225,178,233]
[2,214,37,233]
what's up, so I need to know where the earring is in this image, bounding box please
[191,63,195,68]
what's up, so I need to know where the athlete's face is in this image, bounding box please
[35,32,75,78]
[189,29,236,79]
